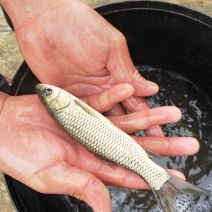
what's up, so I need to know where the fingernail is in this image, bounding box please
[147,80,158,87]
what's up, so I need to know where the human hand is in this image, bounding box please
[1,0,163,137]
[0,84,199,212]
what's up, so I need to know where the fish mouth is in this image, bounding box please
[35,84,51,99]
[35,84,55,100]
[35,84,44,94]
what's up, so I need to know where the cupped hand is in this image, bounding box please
[0,84,199,212]
[2,0,163,136]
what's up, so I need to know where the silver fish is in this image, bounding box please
[35,84,209,212]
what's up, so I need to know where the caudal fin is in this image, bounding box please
[152,171,210,212]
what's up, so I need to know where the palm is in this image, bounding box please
[0,92,158,186]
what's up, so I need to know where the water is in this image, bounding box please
[106,65,212,212]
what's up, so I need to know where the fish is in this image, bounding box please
[35,83,209,212]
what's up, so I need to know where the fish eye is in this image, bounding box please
[42,87,53,97]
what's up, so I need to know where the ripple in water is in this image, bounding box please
[106,65,212,212]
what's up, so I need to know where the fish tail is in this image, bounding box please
[152,171,210,212]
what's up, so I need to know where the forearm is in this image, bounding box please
[0,0,71,29]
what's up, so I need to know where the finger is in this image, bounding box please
[75,142,186,190]
[77,149,178,190]
[83,83,134,113]
[33,161,111,212]
[106,96,164,137]
[104,103,126,116]
[122,96,149,112]
[132,136,199,156]
[167,169,185,180]
[122,96,165,137]
[144,126,164,137]
[106,32,159,96]
[82,156,185,190]
[107,106,182,134]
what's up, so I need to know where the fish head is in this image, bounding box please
[35,84,72,113]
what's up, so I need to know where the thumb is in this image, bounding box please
[32,161,111,212]
[107,32,159,96]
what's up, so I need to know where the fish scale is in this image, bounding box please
[36,84,209,212]
[55,101,169,190]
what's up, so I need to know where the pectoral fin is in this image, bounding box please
[143,147,161,158]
